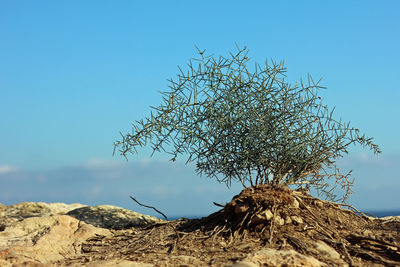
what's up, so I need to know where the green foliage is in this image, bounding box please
[114,46,381,201]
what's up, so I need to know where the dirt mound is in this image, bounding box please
[60,185,400,266]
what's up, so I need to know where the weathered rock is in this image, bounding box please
[4,259,153,267]
[226,261,258,267]
[291,198,300,208]
[243,248,324,267]
[0,202,86,219]
[66,205,163,230]
[274,215,285,226]
[250,209,273,224]
[70,259,154,267]
[308,240,348,266]
[0,202,163,266]
[291,215,304,225]
[0,215,110,264]
[0,202,86,230]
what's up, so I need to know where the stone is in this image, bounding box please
[285,216,292,225]
[0,215,110,264]
[291,215,304,225]
[274,215,285,226]
[291,198,300,209]
[309,241,347,266]
[0,202,86,219]
[0,202,163,266]
[243,248,324,267]
[313,200,324,208]
[66,205,163,229]
[250,209,273,224]
[70,259,154,266]
[226,261,258,267]
[0,202,87,231]
[168,255,202,266]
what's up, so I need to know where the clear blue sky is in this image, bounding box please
[1,1,399,217]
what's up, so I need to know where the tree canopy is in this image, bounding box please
[114,46,381,201]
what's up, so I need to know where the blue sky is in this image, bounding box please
[1,1,399,217]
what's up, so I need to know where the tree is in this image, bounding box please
[114,46,381,201]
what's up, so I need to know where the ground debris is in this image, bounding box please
[59,185,400,267]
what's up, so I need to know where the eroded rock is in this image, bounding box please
[0,202,163,266]
[0,215,110,264]
[243,248,324,267]
[66,205,163,229]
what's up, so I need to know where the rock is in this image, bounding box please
[0,215,110,264]
[313,200,324,208]
[274,215,285,226]
[243,248,324,267]
[291,215,303,225]
[70,259,154,266]
[7,260,153,267]
[250,209,273,224]
[291,198,300,209]
[0,202,86,229]
[380,216,400,222]
[66,205,163,230]
[285,216,292,225]
[0,202,163,266]
[226,261,258,267]
[167,255,203,266]
[309,241,347,266]
[0,202,86,219]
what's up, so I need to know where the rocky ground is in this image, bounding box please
[1,186,399,266]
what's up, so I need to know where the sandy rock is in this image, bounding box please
[291,198,300,208]
[274,215,285,226]
[226,261,258,267]
[244,248,324,267]
[0,202,87,231]
[309,241,347,266]
[380,216,400,222]
[250,209,273,224]
[66,205,163,229]
[313,200,324,208]
[0,202,86,219]
[0,202,162,266]
[291,215,303,225]
[70,259,154,266]
[6,260,152,267]
[0,215,110,264]
[167,255,203,266]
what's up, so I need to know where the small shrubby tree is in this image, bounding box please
[114,46,381,201]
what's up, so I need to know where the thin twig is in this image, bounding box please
[129,195,169,221]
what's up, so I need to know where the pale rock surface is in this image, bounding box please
[3,259,154,266]
[66,204,163,229]
[0,202,86,229]
[0,215,110,264]
[226,261,259,267]
[308,240,347,266]
[243,248,325,267]
[0,202,162,266]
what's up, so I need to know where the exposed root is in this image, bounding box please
[59,185,400,267]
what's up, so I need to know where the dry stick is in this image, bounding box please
[296,193,367,217]
[293,195,334,240]
[129,195,169,221]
